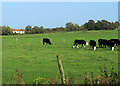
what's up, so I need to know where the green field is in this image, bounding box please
[2,30,119,84]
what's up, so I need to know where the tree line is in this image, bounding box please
[0,19,119,35]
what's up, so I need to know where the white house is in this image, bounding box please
[12,29,25,34]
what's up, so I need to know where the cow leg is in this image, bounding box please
[73,45,75,48]
[94,46,96,51]
[112,47,114,51]
[99,44,101,48]
[102,45,104,48]
[77,44,79,48]
[86,42,88,46]
[73,46,75,48]
[73,43,76,48]
[82,44,83,48]
[83,44,85,48]
[43,42,45,45]
[105,45,106,48]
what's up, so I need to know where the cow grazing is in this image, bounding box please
[43,38,51,45]
[109,39,120,46]
[73,39,88,48]
[98,39,108,48]
[107,40,115,51]
[89,40,96,51]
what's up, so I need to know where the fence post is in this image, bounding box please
[56,54,66,84]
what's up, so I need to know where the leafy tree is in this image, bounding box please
[84,20,95,30]
[25,25,32,34]
[52,28,58,31]
[52,27,65,31]
[84,20,116,30]
[44,28,52,33]
[94,20,102,30]
[101,20,111,30]
[66,22,74,31]
[80,25,85,30]
[2,26,13,35]
[114,21,119,28]
[84,22,89,30]
[32,26,40,34]
[6,26,13,35]
[31,29,36,34]
[59,27,65,31]
[73,24,80,31]
[39,26,44,33]
[109,22,115,30]
[88,20,95,30]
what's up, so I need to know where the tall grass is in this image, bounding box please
[7,63,119,85]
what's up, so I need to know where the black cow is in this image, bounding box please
[89,40,96,51]
[98,39,108,48]
[43,38,51,45]
[73,39,88,48]
[109,39,120,46]
[119,41,120,45]
[107,40,115,51]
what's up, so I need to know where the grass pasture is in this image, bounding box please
[2,30,119,84]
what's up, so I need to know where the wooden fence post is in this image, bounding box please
[56,54,66,84]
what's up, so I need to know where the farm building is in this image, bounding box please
[12,29,25,34]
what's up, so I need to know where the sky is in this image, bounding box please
[118,1,120,22]
[2,2,119,29]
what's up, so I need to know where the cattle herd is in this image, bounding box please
[43,38,120,51]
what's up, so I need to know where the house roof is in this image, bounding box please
[12,29,25,31]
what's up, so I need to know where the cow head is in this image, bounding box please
[49,42,52,45]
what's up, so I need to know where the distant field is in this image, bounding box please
[2,30,119,84]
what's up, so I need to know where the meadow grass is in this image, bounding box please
[2,30,119,84]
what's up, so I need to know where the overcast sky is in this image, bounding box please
[2,2,119,29]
